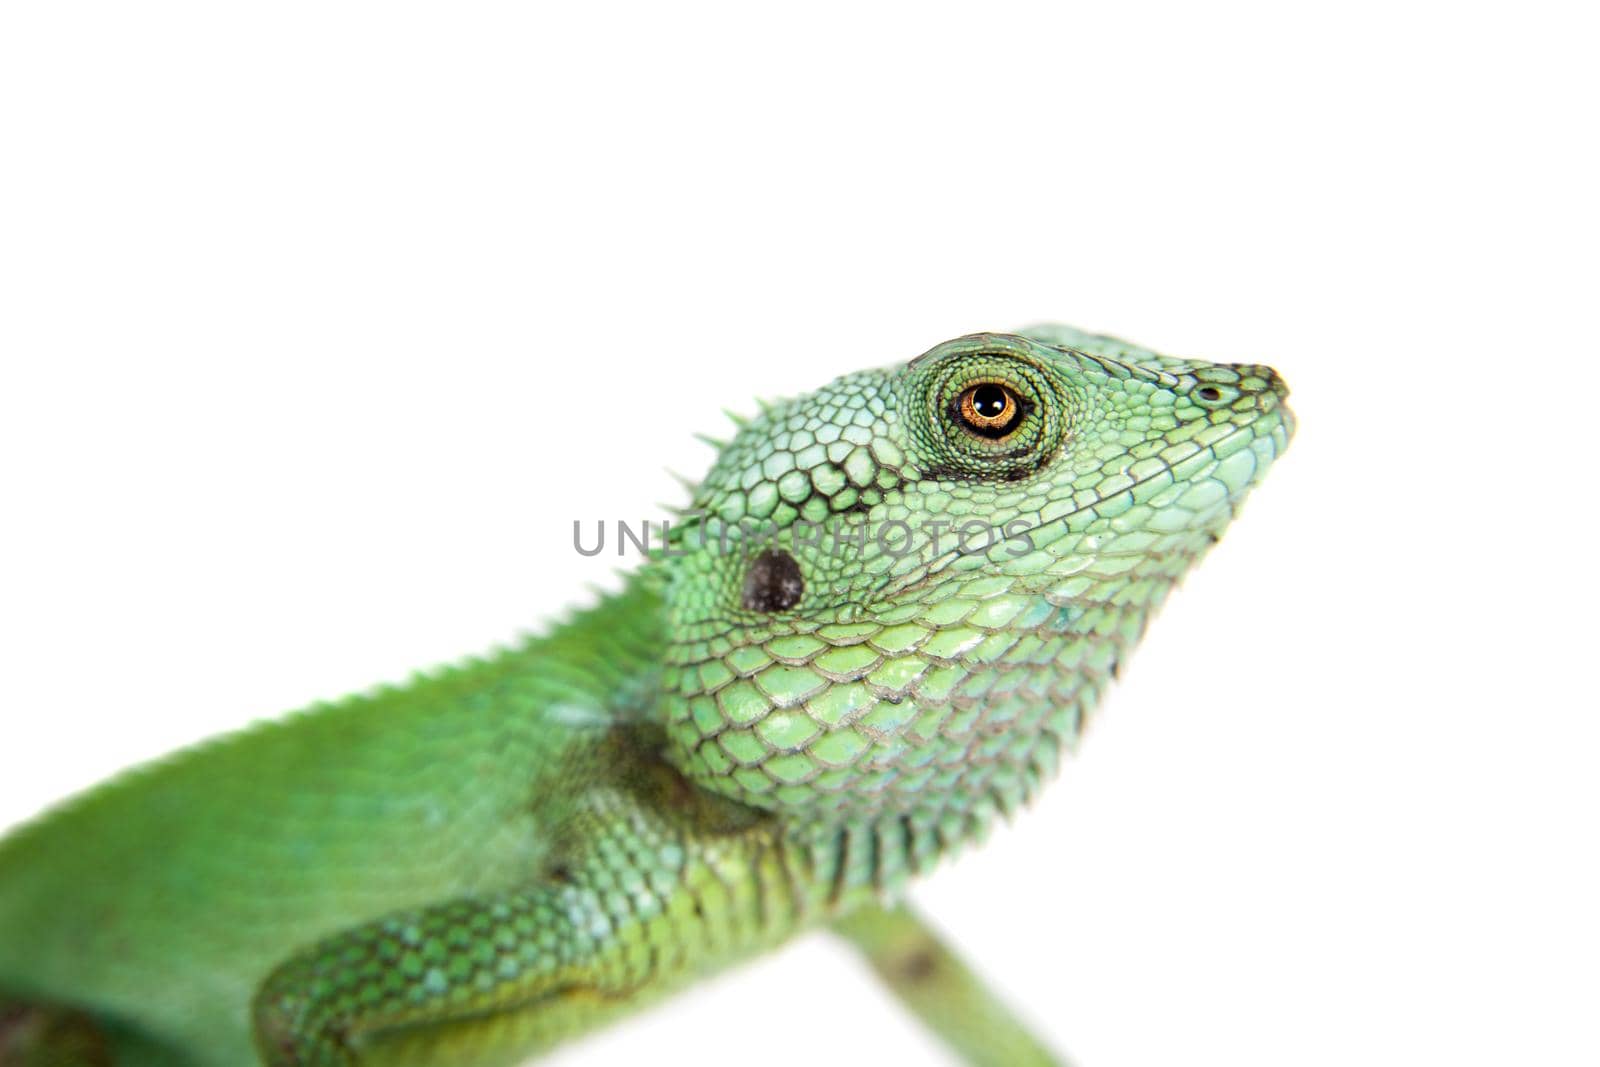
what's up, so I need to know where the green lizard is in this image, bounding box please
[0,325,1293,1067]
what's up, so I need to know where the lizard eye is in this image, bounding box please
[955,382,1025,440]
[912,343,1065,481]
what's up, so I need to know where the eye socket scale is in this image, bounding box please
[911,346,1068,482]
[955,381,1027,440]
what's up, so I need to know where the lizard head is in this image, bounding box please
[656,327,1292,841]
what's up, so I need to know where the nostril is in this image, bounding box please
[1192,381,1238,408]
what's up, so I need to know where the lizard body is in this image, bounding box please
[0,326,1293,1066]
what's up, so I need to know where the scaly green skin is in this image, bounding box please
[0,326,1293,1066]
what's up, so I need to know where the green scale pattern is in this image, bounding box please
[660,328,1292,861]
[0,325,1293,1066]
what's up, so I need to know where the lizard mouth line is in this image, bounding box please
[880,417,1277,600]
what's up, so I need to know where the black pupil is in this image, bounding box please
[972,385,1009,418]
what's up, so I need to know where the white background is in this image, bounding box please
[1,3,1595,1065]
